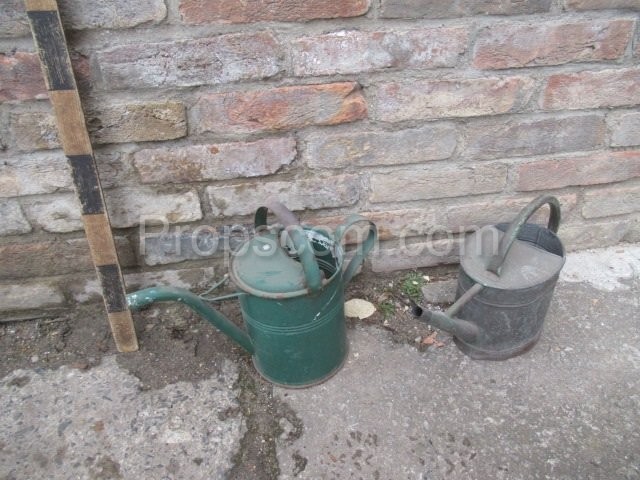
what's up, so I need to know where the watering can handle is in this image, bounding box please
[254,199,323,293]
[486,195,561,276]
[335,215,378,284]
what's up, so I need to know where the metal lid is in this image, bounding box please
[230,232,310,295]
[461,225,565,290]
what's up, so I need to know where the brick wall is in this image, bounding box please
[1,0,639,317]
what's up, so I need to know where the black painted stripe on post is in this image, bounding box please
[97,264,128,313]
[26,10,75,91]
[68,155,104,214]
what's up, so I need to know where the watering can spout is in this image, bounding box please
[411,302,480,343]
[126,287,254,354]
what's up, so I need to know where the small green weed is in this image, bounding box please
[400,271,425,302]
[378,301,396,320]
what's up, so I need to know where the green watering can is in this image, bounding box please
[127,200,377,388]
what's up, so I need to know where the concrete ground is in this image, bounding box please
[1,245,639,480]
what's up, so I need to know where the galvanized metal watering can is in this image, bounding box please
[127,200,377,387]
[413,195,565,360]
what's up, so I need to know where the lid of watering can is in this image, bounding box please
[461,226,565,289]
[231,231,311,295]
[460,195,566,290]
[229,200,324,297]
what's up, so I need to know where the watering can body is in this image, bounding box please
[413,195,565,360]
[128,200,376,388]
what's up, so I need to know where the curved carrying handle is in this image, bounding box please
[486,195,561,276]
[254,199,323,293]
[335,215,378,284]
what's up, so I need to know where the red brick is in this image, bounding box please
[0,51,90,102]
[97,32,282,90]
[0,52,47,102]
[380,0,551,18]
[514,150,640,191]
[373,76,532,122]
[370,163,507,202]
[0,237,135,279]
[133,137,296,184]
[463,114,606,160]
[292,27,468,76]
[474,19,634,69]
[566,0,640,10]
[542,68,640,110]
[179,0,370,24]
[194,83,367,134]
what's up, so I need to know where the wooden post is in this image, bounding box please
[25,0,138,352]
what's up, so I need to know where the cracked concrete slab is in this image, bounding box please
[0,244,639,479]
[275,248,640,480]
[0,356,243,480]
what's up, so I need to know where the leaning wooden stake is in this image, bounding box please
[25,0,138,352]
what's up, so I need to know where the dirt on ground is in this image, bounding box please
[0,266,457,478]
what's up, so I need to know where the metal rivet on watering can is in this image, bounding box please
[126,199,377,388]
[413,195,566,360]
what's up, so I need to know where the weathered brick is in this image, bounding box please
[371,238,462,272]
[0,0,29,38]
[0,52,47,102]
[304,124,456,169]
[11,102,186,149]
[0,153,72,198]
[566,0,640,10]
[23,195,83,233]
[369,163,507,203]
[291,27,468,76]
[515,150,640,191]
[0,282,64,312]
[380,0,551,19]
[559,220,631,251]
[0,237,135,279]
[194,83,367,134]
[444,194,578,231]
[623,215,640,242]
[542,68,640,110]
[0,199,31,236]
[97,32,282,90]
[474,19,634,69]
[179,0,370,24]
[206,174,361,216]
[104,189,203,228]
[58,0,166,30]
[609,111,640,147]
[139,226,251,266]
[141,229,223,266]
[582,183,640,218]
[89,102,186,144]
[70,267,217,303]
[373,76,532,122]
[20,187,198,235]
[133,137,296,184]
[307,208,438,241]
[463,114,606,160]
[11,112,59,151]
